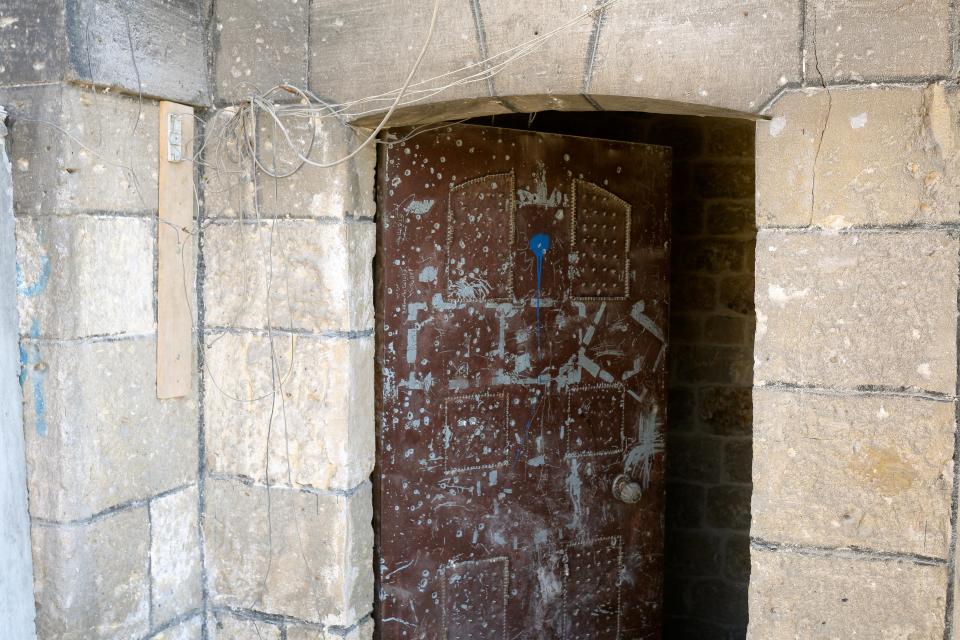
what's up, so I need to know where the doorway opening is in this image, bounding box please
[375,110,756,638]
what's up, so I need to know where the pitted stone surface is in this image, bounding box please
[15,215,155,339]
[32,508,150,639]
[287,618,373,640]
[150,485,202,627]
[1,85,160,215]
[203,220,375,333]
[66,0,209,104]
[253,112,376,220]
[200,108,375,221]
[0,0,65,86]
[804,0,951,83]
[0,0,208,103]
[152,616,203,640]
[205,478,374,626]
[479,0,593,98]
[21,337,198,521]
[752,389,954,556]
[754,230,958,394]
[758,85,960,227]
[748,549,947,638]
[308,0,484,105]
[214,0,308,100]
[207,612,281,640]
[204,333,374,491]
[590,0,801,112]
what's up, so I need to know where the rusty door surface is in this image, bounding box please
[375,124,671,639]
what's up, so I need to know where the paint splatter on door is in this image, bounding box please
[376,124,671,638]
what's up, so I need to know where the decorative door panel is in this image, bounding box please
[375,124,670,639]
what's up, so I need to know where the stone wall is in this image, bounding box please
[1,0,959,638]
[749,82,960,638]
[198,108,377,638]
[0,1,209,638]
[0,85,204,639]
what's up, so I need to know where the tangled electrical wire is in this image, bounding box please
[192,0,623,186]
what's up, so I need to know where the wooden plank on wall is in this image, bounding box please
[157,101,195,399]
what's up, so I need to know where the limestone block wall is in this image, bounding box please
[0,1,209,638]
[749,81,960,638]
[0,0,958,637]
[0,84,203,639]
[198,108,377,638]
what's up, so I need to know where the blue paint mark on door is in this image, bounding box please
[528,233,551,351]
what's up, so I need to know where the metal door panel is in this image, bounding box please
[375,124,671,639]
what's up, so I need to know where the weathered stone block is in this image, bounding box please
[22,337,198,521]
[287,618,373,640]
[15,215,155,339]
[204,333,374,491]
[32,508,150,639]
[150,485,201,626]
[590,0,801,112]
[752,389,953,556]
[153,615,203,640]
[203,220,375,333]
[754,230,958,393]
[205,478,374,626]
[253,111,376,219]
[748,549,947,638]
[0,0,66,86]
[309,0,485,106]
[66,0,209,105]
[207,611,281,640]
[0,0,207,103]
[804,0,950,83]
[2,84,160,215]
[214,0,308,101]
[478,0,592,98]
[757,85,960,227]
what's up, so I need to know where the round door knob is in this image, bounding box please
[612,474,643,504]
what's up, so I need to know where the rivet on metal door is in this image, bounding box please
[375,123,671,639]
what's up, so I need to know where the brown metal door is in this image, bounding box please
[375,124,670,640]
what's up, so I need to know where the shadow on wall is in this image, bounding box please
[469,111,757,639]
